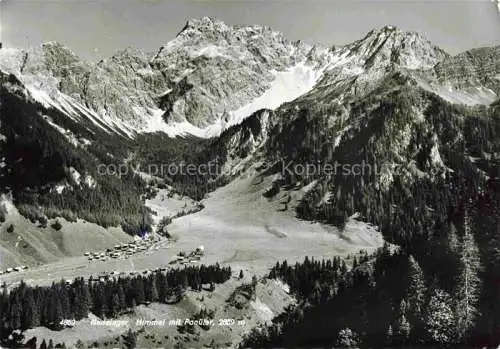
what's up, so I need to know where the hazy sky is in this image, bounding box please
[1,0,499,61]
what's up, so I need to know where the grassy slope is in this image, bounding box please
[167,167,384,277]
[0,195,131,269]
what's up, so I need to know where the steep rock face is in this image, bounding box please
[0,42,91,101]
[0,17,331,137]
[83,48,162,129]
[310,26,450,101]
[150,17,325,129]
[347,26,448,70]
[433,46,500,93]
[0,44,139,137]
[410,46,500,105]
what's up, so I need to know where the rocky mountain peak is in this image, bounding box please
[172,16,290,51]
[349,26,449,70]
[37,41,84,71]
[181,16,231,34]
[104,47,152,70]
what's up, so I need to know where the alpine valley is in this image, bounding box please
[0,17,499,348]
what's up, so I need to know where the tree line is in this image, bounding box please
[0,263,232,343]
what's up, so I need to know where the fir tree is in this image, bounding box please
[425,288,455,344]
[150,276,159,302]
[110,293,120,317]
[405,254,426,339]
[454,211,482,342]
[74,339,85,349]
[385,324,393,346]
[25,336,37,349]
[23,288,40,329]
[395,299,411,344]
[122,328,137,349]
[9,297,22,330]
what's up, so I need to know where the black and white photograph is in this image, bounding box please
[0,0,499,348]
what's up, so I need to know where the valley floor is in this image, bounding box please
[0,173,383,287]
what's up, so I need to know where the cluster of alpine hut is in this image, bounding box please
[0,265,28,275]
[83,235,161,261]
[169,245,205,265]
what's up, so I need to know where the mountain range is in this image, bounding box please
[1,17,498,141]
[0,17,500,347]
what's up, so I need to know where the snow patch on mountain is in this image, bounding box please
[172,68,195,83]
[143,60,327,139]
[227,61,324,128]
[189,44,236,60]
[144,108,220,138]
[416,78,498,105]
[24,85,50,108]
[144,108,171,134]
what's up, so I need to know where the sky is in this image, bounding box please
[1,0,499,62]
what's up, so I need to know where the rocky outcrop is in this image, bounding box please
[149,17,319,128]
[433,46,500,94]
